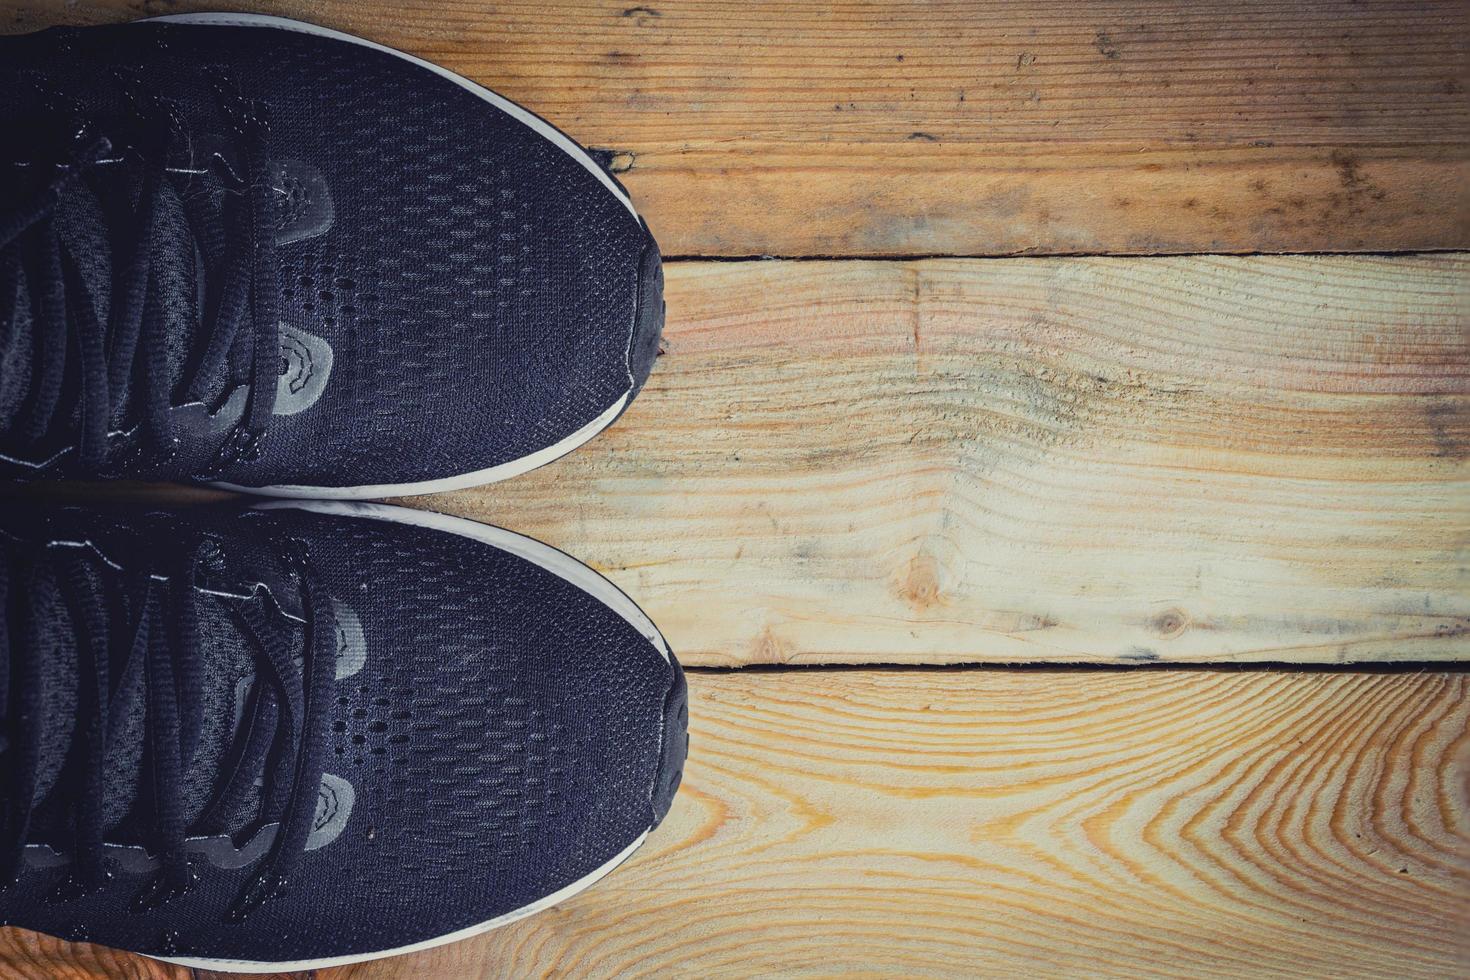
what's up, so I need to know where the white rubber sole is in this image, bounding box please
[145,12,642,499]
[150,830,649,972]
[149,500,672,971]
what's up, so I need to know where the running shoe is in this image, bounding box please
[0,14,663,497]
[0,500,686,970]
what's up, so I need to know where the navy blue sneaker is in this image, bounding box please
[0,14,663,497]
[0,501,686,970]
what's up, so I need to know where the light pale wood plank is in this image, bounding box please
[7,256,1466,665]
[4,0,1466,256]
[321,668,1470,979]
[404,254,1470,666]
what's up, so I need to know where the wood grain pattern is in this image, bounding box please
[0,928,186,979]
[403,254,1470,666]
[0,925,316,980]
[0,926,318,980]
[4,0,1466,256]
[311,668,1468,979]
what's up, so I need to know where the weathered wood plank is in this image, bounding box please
[404,254,1470,666]
[4,0,1466,256]
[317,668,1468,979]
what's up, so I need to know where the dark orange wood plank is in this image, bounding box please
[3,0,1466,256]
[0,928,185,979]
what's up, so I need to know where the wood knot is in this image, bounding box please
[1152,608,1189,639]
[899,555,942,611]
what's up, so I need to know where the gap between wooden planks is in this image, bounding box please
[406,253,1469,667]
[4,0,1466,256]
[8,668,1460,979]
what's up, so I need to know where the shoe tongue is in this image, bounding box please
[25,546,291,847]
[1,170,209,445]
[105,594,266,841]
[2,151,318,451]
[148,180,206,403]
[0,186,110,430]
[53,183,113,324]
[0,260,33,423]
[22,568,82,814]
[86,162,222,423]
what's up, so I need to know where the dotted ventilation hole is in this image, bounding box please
[278,255,370,330]
[331,673,415,772]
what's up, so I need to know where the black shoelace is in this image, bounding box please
[0,92,280,472]
[0,530,332,920]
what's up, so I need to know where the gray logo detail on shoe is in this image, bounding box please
[164,325,333,435]
[331,599,366,680]
[275,324,333,416]
[188,138,334,246]
[270,158,335,245]
[307,773,356,851]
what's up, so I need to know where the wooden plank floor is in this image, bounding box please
[1,2,1467,978]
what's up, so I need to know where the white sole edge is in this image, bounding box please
[148,829,649,972]
[210,392,629,499]
[253,500,671,662]
[143,12,642,500]
[143,11,637,218]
